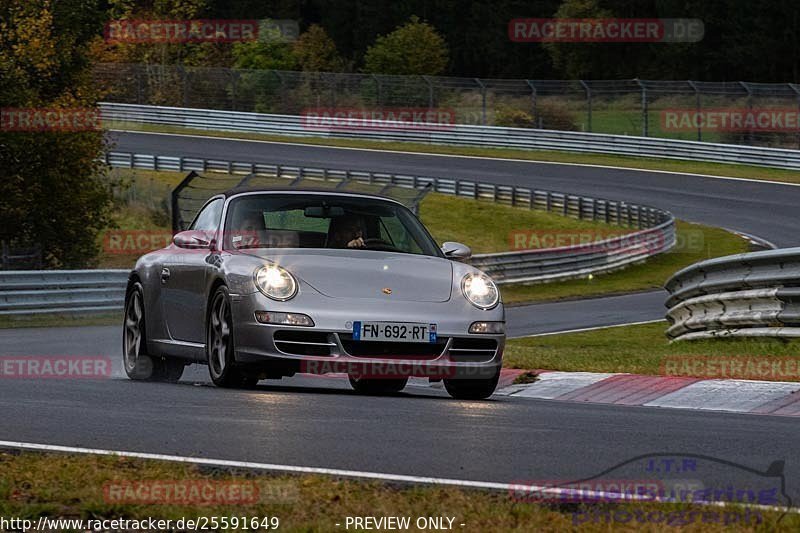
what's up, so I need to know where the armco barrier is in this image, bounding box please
[0,270,127,316]
[472,221,674,284]
[101,103,800,170]
[665,248,800,340]
[2,151,676,317]
[2,226,673,318]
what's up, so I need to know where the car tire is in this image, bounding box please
[150,357,186,383]
[443,367,501,400]
[348,376,408,395]
[123,282,154,380]
[123,281,186,382]
[207,285,258,389]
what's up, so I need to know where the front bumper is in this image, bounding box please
[230,290,505,380]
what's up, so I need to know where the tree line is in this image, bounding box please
[93,0,800,82]
[2,0,798,268]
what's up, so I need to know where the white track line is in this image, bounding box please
[511,319,665,339]
[725,229,779,250]
[0,439,602,496]
[0,439,794,515]
[110,129,800,189]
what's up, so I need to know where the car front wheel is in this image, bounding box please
[207,285,258,389]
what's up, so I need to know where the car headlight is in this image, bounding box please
[255,265,297,301]
[461,273,499,310]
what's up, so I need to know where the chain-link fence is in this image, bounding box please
[0,241,42,270]
[95,63,800,148]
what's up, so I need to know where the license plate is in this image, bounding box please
[352,321,437,343]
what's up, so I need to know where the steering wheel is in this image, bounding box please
[362,238,400,251]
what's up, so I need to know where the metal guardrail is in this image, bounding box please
[473,221,674,284]
[102,103,800,170]
[665,248,800,341]
[0,270,127,316]
[3,227,673,317]
[1,149,675,317]
[95,63,800,147]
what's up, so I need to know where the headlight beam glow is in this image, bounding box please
[461,273,500,310]
[255,265,298,301]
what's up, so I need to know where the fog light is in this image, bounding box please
[255,311,314,326]
[469,321,505,334]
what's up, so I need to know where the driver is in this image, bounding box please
[233,210,265,248]
[328,214,366,249]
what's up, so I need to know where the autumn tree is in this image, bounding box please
[363,16,448,76]
[231,19,298,70]
[293,24,345,72]
[542,0,615,79]
[0,0,112,268]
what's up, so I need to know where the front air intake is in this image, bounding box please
[273,330,336,356]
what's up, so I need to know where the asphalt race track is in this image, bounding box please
[505,290,666,338]
[1,325,799,502]
[2,131,800,501]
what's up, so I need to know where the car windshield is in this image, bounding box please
[223,193,442,257]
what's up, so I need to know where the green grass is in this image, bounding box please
[418,193,629,254]
[0,451,793,532]
[500,220,750,304]
[109,121,800,184]
[107,166,186,188]
[504,322,800,379]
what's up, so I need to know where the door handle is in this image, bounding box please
[160,267,171,284]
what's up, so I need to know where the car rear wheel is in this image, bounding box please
[348,376,408,395]
[443,368,500,400]
[123,282,184,382]
[207,285,258,389]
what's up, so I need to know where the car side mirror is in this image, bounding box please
[173,230,212,249]
[442,241,471,262]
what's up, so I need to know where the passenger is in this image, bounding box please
[328,214,366,249]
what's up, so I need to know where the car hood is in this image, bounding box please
[243,249,453,302]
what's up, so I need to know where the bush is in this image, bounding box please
[494,102,578,131]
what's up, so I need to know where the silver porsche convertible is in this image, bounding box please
[123,188,505,399]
